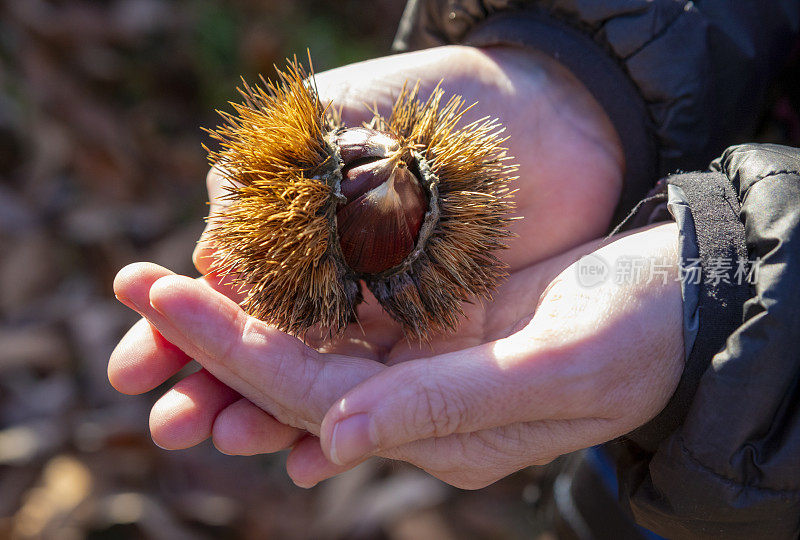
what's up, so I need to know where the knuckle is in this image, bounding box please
[258,331,321,429]
[213,310,250,364]
[410,377,465,439]
[294,359,325,421]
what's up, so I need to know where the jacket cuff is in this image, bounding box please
[621,170,751,453]
[617,143,800,539]
[462,11,657,224]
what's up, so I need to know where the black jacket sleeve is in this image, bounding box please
[393,1,799,220]
[613,143,800,539]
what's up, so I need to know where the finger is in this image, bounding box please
[113,263,196,394]
[283,425,524,490]
[145,273,384,432]
[212,398,302,455]
[114,262,179,326]
[285,435,355,489]
[283,420,586,490]
[381,421,594,490]
[115,263,344,431]
[115,260,245,336]
[113,262,234,397]
[319,337,580,466]
[149,369,240,450]
[111,263,249,396]
[108,317,191,394]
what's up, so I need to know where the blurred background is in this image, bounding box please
[0,1,798,539]
[0,0,552,538]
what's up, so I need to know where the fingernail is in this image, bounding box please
[329,414,375,466]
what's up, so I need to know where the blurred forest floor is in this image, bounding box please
[0,1,551,538]
[1,1,798,539]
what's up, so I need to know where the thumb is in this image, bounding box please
[318,333,598,467]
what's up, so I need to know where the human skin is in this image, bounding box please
[109,45,684,488]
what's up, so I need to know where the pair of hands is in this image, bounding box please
[109,46,685,489]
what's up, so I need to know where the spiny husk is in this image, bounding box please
[204,58,516,340]
[204,61,355,336]
[366,82,517,337]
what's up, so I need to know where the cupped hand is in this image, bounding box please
[109,45,669,488]
[111,220,683,489]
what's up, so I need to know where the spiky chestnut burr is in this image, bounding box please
[204,59,516,339]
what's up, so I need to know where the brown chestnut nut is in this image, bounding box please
[333,129,427,275]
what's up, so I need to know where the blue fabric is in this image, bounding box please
[587,447,666,540]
